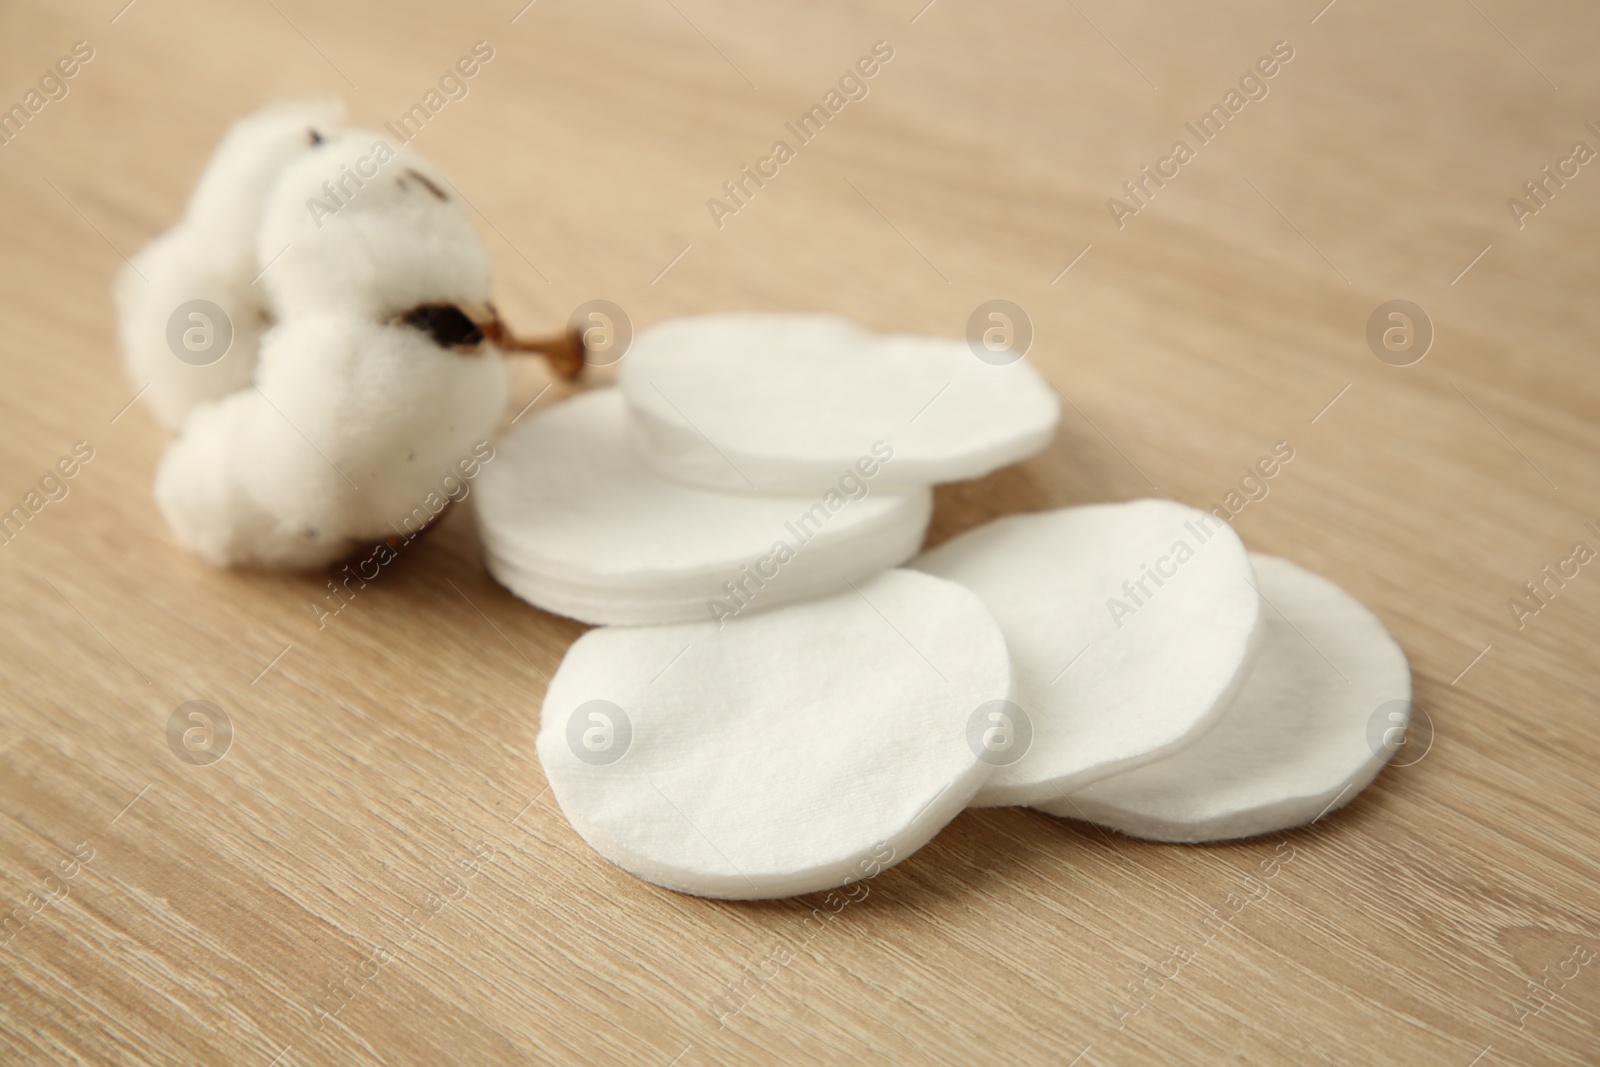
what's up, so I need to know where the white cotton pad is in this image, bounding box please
[912,500,1262,806]
[1038,554,1412,842]
[474,388,933,626]
[118,100,343,429]
[617,314,1060,493]
[537,569,1010,899]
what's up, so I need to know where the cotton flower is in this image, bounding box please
[116,99,343,430]
[155,314,507,567]
[256,127,584,375]
[255,128,490,321]
[154,125,513,568]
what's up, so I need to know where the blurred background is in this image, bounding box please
[2,1,1597,1064]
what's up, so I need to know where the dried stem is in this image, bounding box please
[485,318,586,381]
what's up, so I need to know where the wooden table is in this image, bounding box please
[2,1,1597,1063]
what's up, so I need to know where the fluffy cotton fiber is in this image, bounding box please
[152,124,507,567]
[156,316,505,567]
[117,100,343,430]
[255,129,492,322]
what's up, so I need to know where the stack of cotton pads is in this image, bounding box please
[505,316,1411,900]
[1042,553,1412,842]
[916,510,1411,843]
[474,314,1060,625]
[913,500,1266,808]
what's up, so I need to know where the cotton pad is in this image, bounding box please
[912,500,1262,806]
[118,100,343,429]
[537,569,1010,898]
[1038,554,1412,842]
[617,314,1060,493]
[475,388,933,625]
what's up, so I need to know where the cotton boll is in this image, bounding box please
[244,315,507,531]
[257,130,492,321]
[184,99,345,252]
[117,99,344,430]
[116,232,265,431]
[156,315,507,568]
[155,390,350,568]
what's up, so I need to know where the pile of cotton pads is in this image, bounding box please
[506,314,1411,899]
[914,510,1411,842]
[122,109,1413,900]
[120,101,576,568]
[474,313,1059,624]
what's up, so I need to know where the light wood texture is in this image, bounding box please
[2,1,1598,1063]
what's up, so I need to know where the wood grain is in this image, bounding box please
[1,0,1598,1063]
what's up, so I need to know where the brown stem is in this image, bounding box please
[484,318,586,381]
[402,301,588,380]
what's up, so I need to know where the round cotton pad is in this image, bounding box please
[475,389,933,625]
[536,569,1011,899]
[1038,554,1412,842]
[912,500,1262,806]
[617,314,1060,493]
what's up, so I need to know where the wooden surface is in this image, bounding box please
[2,0,1598,1063]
